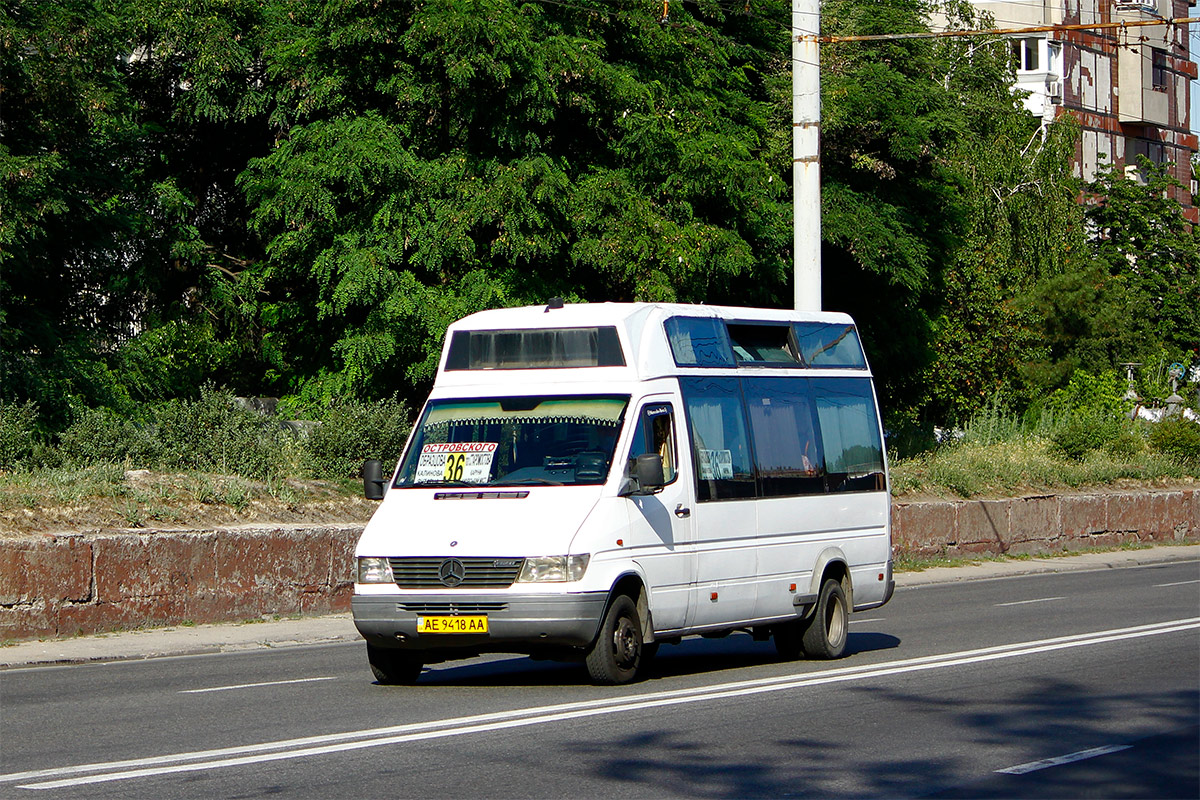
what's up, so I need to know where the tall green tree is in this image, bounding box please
[0,0,141,423]
[239,0,793,404]
[920,3,1085,422]
[1022,157,1199,388]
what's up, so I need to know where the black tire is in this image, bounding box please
[585,595,644,685]
[800,578,849,659]
[773,619,804,660]
[367,644,424,685]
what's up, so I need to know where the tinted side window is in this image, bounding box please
[665,317,735,367]
[812,378,886,492]
[627,403,678,483]
[680,377,755,501]
[446,327,625,370]
[744,378,825,497]
[794,323,866,368]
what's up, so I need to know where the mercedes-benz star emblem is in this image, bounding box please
[438,558,466,587]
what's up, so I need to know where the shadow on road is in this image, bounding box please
[380,629,902,688]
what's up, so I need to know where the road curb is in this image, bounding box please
[895,544,1200,587]
[3,544,1196,670]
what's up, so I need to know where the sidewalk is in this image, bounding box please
[2,544,1196,669]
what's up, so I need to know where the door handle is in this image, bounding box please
[674,504,691,518]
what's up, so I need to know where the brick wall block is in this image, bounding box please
[1108,493,1154,536]
[1009,496,1059,546]
[0,601,58,640]
[957,500,1011,552]
[1153,491,1190,541]
[57,596,192,638]
[93,533,218,603]
[215,528,315,618]
[1060,494,1108,542]
[0,536,92,605]
[329,527,358,586]
[892,502,957,555]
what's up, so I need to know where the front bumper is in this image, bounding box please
[352,591,608,654]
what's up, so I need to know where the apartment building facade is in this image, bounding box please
[969,0,1197,220]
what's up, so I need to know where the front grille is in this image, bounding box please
[388,557,523,589]
[399,601,509,614]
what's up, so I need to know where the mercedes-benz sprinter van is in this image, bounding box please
[353,302,893,684]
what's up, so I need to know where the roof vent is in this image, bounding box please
[545,297,564,311]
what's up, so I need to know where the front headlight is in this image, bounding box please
[357,557,394,584]
[517,555,590,583]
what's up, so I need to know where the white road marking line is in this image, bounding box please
[995,596,1065,607]
[8,617,1198,790]
[180,677,336,694]
[1153,579,1200,588]
[851,617,885,623]
[996,744,1133,775]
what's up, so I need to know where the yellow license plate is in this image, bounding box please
[417,615,488,634]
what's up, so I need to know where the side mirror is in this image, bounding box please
[620,453,665,496]
[362,459,387,501]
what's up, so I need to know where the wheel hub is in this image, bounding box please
[613,617,640,667]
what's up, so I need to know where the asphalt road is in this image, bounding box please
[1,559,1197,799]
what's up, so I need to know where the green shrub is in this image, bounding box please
[302,397,412,480]
[1049,415,1124,461]
[1103,426,1145,459]
[960,402,1025,448]
[150,387,296,479]
[1149,417,1200,463]
[1049,370,1129,419]
[57,407,157,466]
[0,401,40,469]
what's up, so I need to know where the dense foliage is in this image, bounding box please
[0,389,411,479]
[2,0,1196,448]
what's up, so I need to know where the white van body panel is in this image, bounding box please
[355,487,603,583]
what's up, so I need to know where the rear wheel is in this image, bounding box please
[585,595,644,685]
[367,644,424,685]
[800,579,849,659]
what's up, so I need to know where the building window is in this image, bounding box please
[1151,49,1168,91]
[1011,37,1040,72]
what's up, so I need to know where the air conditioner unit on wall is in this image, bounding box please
[1047,80,1063,104]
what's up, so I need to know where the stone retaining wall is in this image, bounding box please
[893,488,1198,557]
[1,489,1196,642]
[0,525,361,642]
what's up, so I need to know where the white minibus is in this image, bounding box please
[353,301,893,684]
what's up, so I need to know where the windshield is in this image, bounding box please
[395,395,629,488]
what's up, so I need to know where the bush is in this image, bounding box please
[1149,417,1200,463]
[1103,426,1145,459]
[0,401,40,469]
[1049,415,1125,461]
[57,407,157,466]
[303,397,412,480]
[1048,370,1129,419]
[150,387,297,479]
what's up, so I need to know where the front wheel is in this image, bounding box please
[800,578,849,659]
[585,595,644,685]
[367,644,424,685]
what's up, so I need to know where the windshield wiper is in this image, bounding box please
[492,477,566,486]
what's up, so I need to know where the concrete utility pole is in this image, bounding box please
[793,0,821,311]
